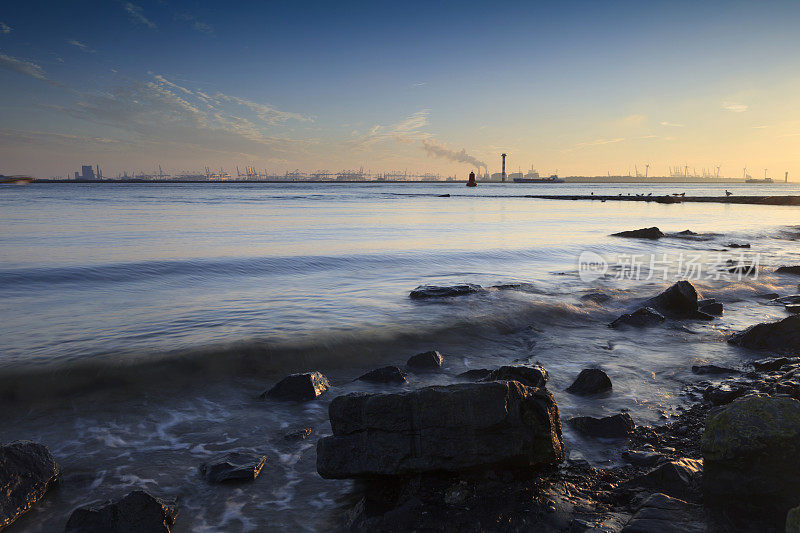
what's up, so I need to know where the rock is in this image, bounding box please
[699,302,724,316]
[65,490,178,533]
[581,292,612,303]
[457,368,492,380]
[357,366,407,384]
[787,505,800,533]
[702,395,800,517]
[643,280,701,318]
[282,428,312,442]
[691,364,739,375]
[621,493,705,533]
[409,284,483,299]
[200,452,266,483]
[610,307,665,328]
[621,450,666,467]
[776,265,800,275]
[611,227,665,240]
[728,315,800,353]
[0,441,60,529]
[774,294,800,305]
[261,371,330,401]
[774,379,800,400]
[752,357,794,371]
[702,384,747,405]
[624,458,702,500]
[677,229,698,235]
[316,381,564,478]
[569,413,634,439]
[566,368,613,395]
[482,364,548,388]
[406,350,443,370]
[787,304,800,314]
[727,243,751,248]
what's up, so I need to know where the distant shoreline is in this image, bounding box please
[10,177,791,184]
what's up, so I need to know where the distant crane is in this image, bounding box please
[764,168,768,179]
[645,163,650,178]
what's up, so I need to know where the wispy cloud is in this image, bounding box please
[0,52,57,85]
[354,109,432,148]
[752,125,768,129]
[67,40,95,53]
[214,92,314,125]
[0,22,11,34]
[620,114,646,126]
[722,101,748,113]
[123,2,156,29]
[577,137,625,147]
[659,121,684,127]
[175,12,213,35]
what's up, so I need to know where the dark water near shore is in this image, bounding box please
[2,182,800,531]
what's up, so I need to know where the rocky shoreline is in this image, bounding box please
[3,274,800,531]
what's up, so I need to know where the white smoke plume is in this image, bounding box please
[421,139,486,171]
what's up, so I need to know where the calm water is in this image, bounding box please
[2,181,800,531]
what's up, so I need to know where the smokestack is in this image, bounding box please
[501,153,507,182]
[786,171,789,183]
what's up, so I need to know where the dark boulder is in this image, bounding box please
[357,366,407,384]
[698,302,724,316]
[611,227,665,239]
[482,364,548,388]
[200,452,266,483]
[261,371,330,401]
[409,284,483,299]
[624,458,702,500]
[456,368,492,380]
[787,304,800,314]
[621,493,705,533]
[65,490,178,533]
[702,395,800,521]
[776,265,800,275]
[727,243,751,248]
[316,381,564,478]
[406,350,443,370]
[568,413,634,439]
[643,280,701,318]
[610,307,665,328]
[703,384,748,406]
[282,428,312,442]
[0,441,60,529]
[566,368,612,395]
[728,315,800,353]
[691,364,739,375]
[752,357,796,371]
[677,229,698,235]
[788,505,800,533]
[621,449,667,467]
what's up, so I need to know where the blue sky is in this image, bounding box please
[1,1,800,177]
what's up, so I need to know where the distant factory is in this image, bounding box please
[73,165,102,180]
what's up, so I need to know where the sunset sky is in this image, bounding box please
[1,0,799,178]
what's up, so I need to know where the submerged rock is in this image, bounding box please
[611,227,665,240]
[643,280,701,318]
[200,452,266,483]
[456,368,492,380]
[727,243,751,248]
[65,490,178,533]
[691,364,739,375]
[409,284,483,299]
[776,265,800,275]
[610,307,665,328]
[752,357,796,372]
[702,395,800,520]
[316,380,564,478]
[356,366,407,384]
[621,493,704,533]
[0,441,60,529]
[569,413,634,439]
[261,371,330,401]
[566,368,613,395]
[406,350,443,370]
[698,301,724,316]
[728,315,800,353]
[482,364,548,388]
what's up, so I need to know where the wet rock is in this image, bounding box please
[702,395,800,520]
[261,371,330,401]
[702,384,748,405]
[200,452,266,483]
[409,284,483,299]
[776,265,800,275]
[316,381,564,478]
[406,350,443,370]
[727,243,751,248]
[611,227,665,240]
[691,364,739,375]
[787,304,800,314]
[569,413,634,439]
[566,368,613,395]
[65,490,178,533]
[457,368,492,380]
[773,294,800,305]
[624,458,702,500]
[356,366,407,384]
[643,280,701,318]
[677,229,698,236]
[0,441,60,529]
[728,315,800,353]
[752,357,798,372]
[698,302,724,316]
[621,449,666,467]
[282,428,312,442]
[482,364,548,388]
[787,505,800,533]
[621,493,704,533]
[610,307,665,328]
[758,292,781,299]
[581,291,612,303]
[774,379,800,399]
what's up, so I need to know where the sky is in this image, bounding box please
[1,0,800,178]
